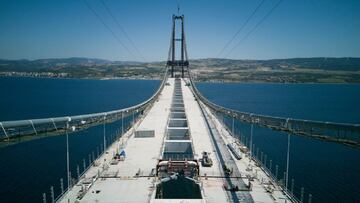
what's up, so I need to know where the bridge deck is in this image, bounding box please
[58,78,292,203]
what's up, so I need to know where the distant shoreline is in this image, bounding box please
[2,74,359,85]
[0,74,161,81]
[195,80,360,85]
[1,57,360,83]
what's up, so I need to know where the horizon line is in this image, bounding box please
[1,56,360,63]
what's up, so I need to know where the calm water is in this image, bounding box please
[197,82,360,203]
[0,77,160,120]
[0,77,160,203]
[0,78,359,203]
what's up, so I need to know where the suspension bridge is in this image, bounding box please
[0,13,359,203]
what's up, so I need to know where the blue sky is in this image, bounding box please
[0,0,359,61]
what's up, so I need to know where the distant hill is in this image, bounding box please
[1,57,360,83]
[0,57,144,71]
[190,57,360,71]
[0,57,159,79]
[267,57,360,71]
[188,57,360,83]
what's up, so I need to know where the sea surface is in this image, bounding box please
[0,78,359,203]
[197,82,360,203]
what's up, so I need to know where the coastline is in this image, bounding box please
[0,74,161,81]
[1,74,359,84]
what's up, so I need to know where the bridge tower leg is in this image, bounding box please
[167,14,189,78]
[171,15,175,78]
[181,16,185,78]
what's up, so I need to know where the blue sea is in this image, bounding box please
[0,77,359,203]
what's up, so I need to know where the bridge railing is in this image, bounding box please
[0,69,168,144]
[187,68,360,148]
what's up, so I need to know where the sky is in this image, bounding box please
[0,0,359,62]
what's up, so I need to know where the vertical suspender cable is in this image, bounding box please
[103,114,107,152]
[121,112,124,135]
[285,118,291,190]
[66,118,70,188]
[250,121,253,165]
